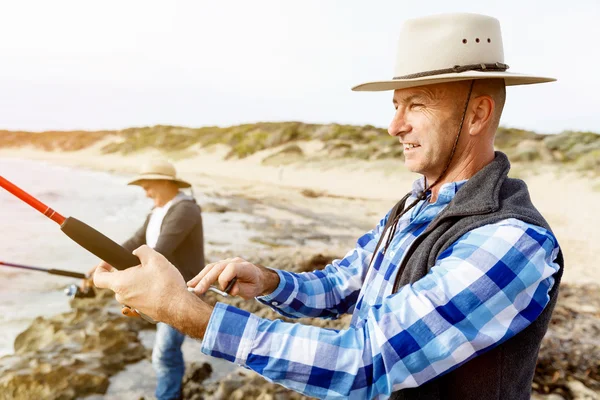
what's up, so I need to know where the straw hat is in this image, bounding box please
[127,159,191,188]
[352,13,555,92]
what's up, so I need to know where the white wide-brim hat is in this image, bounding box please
[127,159,191,188]
[352,13,556,92]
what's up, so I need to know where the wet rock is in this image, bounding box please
[0,289,152,400]
[531,393,567,400]
[297,253,335,272]
[182,368,310,400]
[181,362,213,400]
[534,284,600,397]
[566,381,599,400]
[300,188,325,198]
[202,202,233,213]
[4,250,600,400]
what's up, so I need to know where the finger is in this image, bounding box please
[228,281,240,297]
[131,245,153,265]
[88,261,116,278]
[218,263,239,291]
[93,263,123,290]
[101,261,118,273]
[187,262,218,287]
[196,262,229,294]
[121,306,141,318]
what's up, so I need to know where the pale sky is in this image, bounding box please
[0,0,598,134]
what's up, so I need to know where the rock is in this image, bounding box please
[3,249,599,400]
[546,395,568,400]
[213,378,245,399]
[183,361,213,384]
[566,381,599,400]
[300,188,325,198]
[531,394,566,400]
[202,202,233,213]
[181,362,213,400]
[297,253,335,272]
[0,289,152,400]
[534,283,600,395]
[181,368,311,400]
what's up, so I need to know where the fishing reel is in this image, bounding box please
[64,284,96,299]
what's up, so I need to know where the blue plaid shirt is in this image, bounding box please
[201,179,560,399]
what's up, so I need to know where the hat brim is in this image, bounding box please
[127,174,191,188]
[351,71,556,92]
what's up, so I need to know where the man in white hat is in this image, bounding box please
[93,14,562,399]
[89,159,205,400]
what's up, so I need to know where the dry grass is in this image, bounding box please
[1,124,598,174]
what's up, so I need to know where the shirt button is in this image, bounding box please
[272,301,279,306]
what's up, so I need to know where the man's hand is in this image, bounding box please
[187,257,280,299]
[93,245,190,323]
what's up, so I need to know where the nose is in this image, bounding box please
[388,106,411,137]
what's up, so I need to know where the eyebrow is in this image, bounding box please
[392,93,429,107]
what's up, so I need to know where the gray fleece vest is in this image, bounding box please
[390,152,564,400]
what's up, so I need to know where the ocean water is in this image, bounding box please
[0,158,152,356]
[0,158,261,358]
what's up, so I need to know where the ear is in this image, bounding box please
[467,95,495,136]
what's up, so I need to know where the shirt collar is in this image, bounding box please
[411,177,468,205]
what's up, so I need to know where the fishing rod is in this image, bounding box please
[0,260,87,279]
[0,260,95,299]
[0,175,236,322]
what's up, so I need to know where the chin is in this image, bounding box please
[403,159,423,174]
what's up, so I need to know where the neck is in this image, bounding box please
[425,147,494,202]
[156,190,179,207]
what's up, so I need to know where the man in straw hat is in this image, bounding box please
[89,159,205,400]
[93,13,563,399]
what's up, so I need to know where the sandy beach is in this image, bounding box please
[1,140,597,286]
[1,132,599,399]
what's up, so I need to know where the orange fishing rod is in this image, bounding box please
[0,175,236,311]
[0,175,154,321]
[0,175,141,270]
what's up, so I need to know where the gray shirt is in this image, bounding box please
[122,195,205,282]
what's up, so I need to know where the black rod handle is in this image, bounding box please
[60,217,140,270]
[59,216,156,324]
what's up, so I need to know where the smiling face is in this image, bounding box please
[388,82,469,180]
[139,180,163,206]
[138,180,179,207]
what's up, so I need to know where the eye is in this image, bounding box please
[410,103,424,110]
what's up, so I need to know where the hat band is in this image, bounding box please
[393,62,509,80]
[138,173,175,179]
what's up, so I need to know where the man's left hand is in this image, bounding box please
[93,245,189,323]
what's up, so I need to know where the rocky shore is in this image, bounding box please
[1,126,598,399]
[1,249,598,399]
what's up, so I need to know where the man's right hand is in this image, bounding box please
[187,257,280,300]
